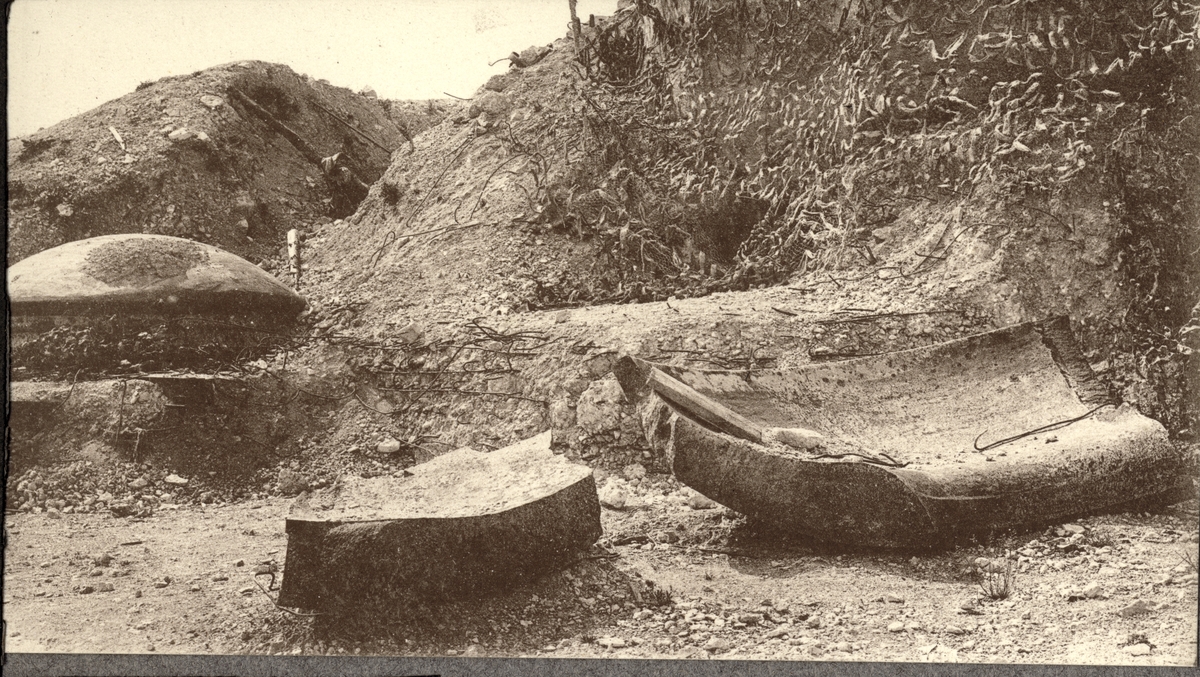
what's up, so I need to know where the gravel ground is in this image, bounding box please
[5,469,1196,665]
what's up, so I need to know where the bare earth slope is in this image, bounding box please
[7,60,447,266]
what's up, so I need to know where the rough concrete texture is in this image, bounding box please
[617,320,1194,547]
[278,432,601,610]
[8,234,306,318]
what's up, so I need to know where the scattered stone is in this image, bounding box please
[945,625,966,635]
[376,438,402,454]
[905,621,923,632]
[974,557,1008,573]
[277,469,308,496]
[92,553,113,567]
[596,636,626,648]
[703,637,731,652]
[1117,600,1155,617]
[189,584,201,592]
[239,586,256,595]
[598,483,628,510]
[212,575,229,582]
[623,463,647,481]
[888,621,905,633]
[766,626,791,638]
[98,582,115,592]
[78,585,96,594]
[686,491,718,510]
[1062,524,1086,535]
[832,641,853,653]
[234,559,245,567]
[153,580,169,589]
[167,128,195,142]
[200,94,224,108]
[576,379,625,435]
[1124,643,1152,656]
[884,593,905,603]
[1082,582,1104,599]
[163,474,188,486]
[738,613,764,625]
[129,477,149,490]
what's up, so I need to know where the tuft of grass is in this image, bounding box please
[978,559,1016,600]
[645,584,675,607]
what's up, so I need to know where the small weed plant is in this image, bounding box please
[979,559,1016,600]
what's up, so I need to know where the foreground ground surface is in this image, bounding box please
[4,475,1196,666]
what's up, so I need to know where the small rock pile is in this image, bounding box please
[8,461,219,517]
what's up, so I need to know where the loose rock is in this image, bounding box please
[704,637,731,652]
[1124,643,1152,656]
[1117,599,1154,617]
[376,438,402,454]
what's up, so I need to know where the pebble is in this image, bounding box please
[738,613,764,625]
[1117,600,1154,617]
[598,483,628,510]
[703,637,731,652]
[189,584,202,592]
[163,474,188,486]
[596,636,626,648]
[887,621,905,633]
[686,492,718,510]
[78,585,96,594]
[832,641,853,653]
[623,463,647,481]
[765,625,790,638]
[884,593,905,603]
[129,478,149,490]
[154,580,169,589]
[1082,582,1104,598]
[376,438,402,454]
[1124,643,1152,656]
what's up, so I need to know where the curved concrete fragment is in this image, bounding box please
[615,318,1195,548]
[277,432,601,611]
[8,234,305,319]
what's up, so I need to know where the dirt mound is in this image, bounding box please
[6,60,453,266]
[291,0,1199,452]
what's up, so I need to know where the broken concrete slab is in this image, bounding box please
[277,432,600,611]
[615,317,1195,548]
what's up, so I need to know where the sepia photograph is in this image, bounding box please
[5,0,1199,674]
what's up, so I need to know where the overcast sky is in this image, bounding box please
[7,0,618,138]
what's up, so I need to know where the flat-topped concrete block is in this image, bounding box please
[277,432,601,611]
